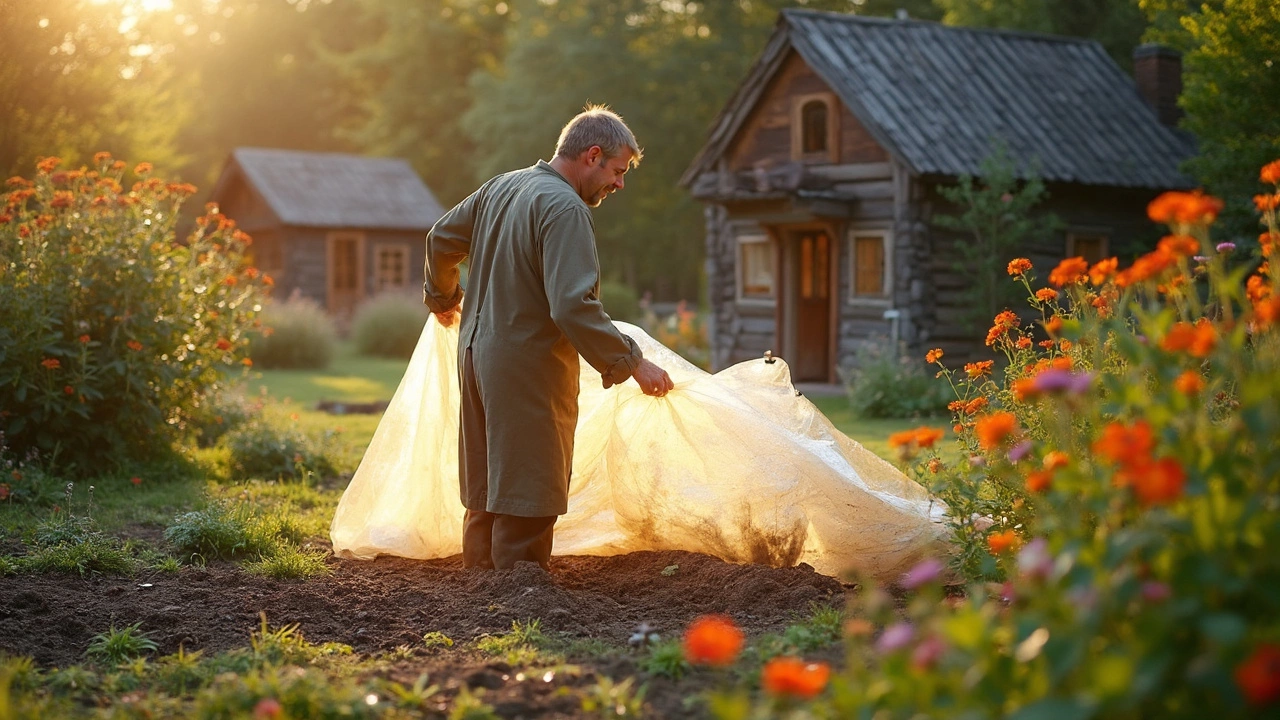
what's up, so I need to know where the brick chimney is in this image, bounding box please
[1133,44,1183,127]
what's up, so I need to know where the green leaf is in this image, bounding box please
[1199,613,1247,645]
[1007,698,1095,720]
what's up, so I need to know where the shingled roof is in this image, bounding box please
[215,148,444,231]
[683,9,1195,190]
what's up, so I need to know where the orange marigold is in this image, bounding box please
[1235,643,1280,706]
[987,529,1020,554]
[1132,457,1186,505]
[1162,319,1217,358]
[1157,234,1199,258]
[1025,470,1053,493]
[127,340,143,352]
[888,430,918,449]
[41,358,61,370]
[761,657,831,699]
[1148,190,1224,225]
[964,360,993,378]
[914,427,945,448]
[1174,370,1204,395]
[1011,377,1037,402]
[1016,336,1033,349]
[926,348,944,364]
[1035,288,1058,303]
[927,458,942,474]
[78,334,90,344]
[216,338,233,351]
[1089,257,1118,285]
[241,358,254,367]
[134,162,153,175]
[1093,420,1154,465]
[36,156,61,174]
[683,615,744,667]
[975,412,1018,450]
[1262,160,1280,185]
[1256,194,1280,213]
[1007,258,1033,276]
[1048,257,1089,287]
[1260,232,1276,258]
[1044,316,1063,336]
[1043,451,1069,471]
[964,396,989,414]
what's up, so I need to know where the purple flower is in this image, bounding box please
[1141,581,1171,603]
[1008,440,1033,463]
[911,635,948,669]
[876,623,916,653]
[1193,255,1210,264]
[1017,538,1054,580]
[901,558,945,589]
[1216,242,1236,253]
[1031,369,1094,395]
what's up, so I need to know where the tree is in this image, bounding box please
[935,0,1149,70]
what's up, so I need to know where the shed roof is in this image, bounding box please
[684,9,1195,189]
[214,148,444,231]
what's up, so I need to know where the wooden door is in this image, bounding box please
[327,232,365,316]
[793,231,831,382]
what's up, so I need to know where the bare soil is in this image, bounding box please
[0,549,849,718]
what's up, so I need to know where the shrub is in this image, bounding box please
[839,336,951,418]
[600,279,641,322]
[350,292,428,358]
[243,546,332,580]
[0,155,269,469]
[183,390,259,449]
[709,166,1280,718]
[86,623,159,666]
[220,419,336,481]
[0,433,60,506]
[248,296,336,369]
[163,501,277,562]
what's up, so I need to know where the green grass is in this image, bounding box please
[248,341,410,406]
[808,395,952,461]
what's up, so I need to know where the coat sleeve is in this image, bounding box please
[422,187,480,313]
[540,206,643,388]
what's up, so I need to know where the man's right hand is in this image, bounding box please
[434,308,459,327]
[632,358,674,397]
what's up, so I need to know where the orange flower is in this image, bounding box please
[683,615,744,667]
[889,430,918,449]
[93,151,112,165]
[1148,190,1224,225]
[1007,258,1033,276]
[1131,457,1186,505]
[1049,257,1089,287]
[1174,370,1204,394]
[263,274,275,287]
[761,656,830,699]
[131,476,142,486]
[1089,257,1118,286]
[216,338,233,351]
[1025,470,1053,493]
[987,529,1020,554]
[986,310,1021,346]
[1236,643,1280,706]
[1157,234,1199,258]
[223,275,239,286]
[1044,316,1063,336]
[975,412,1018,450]
[1261,232,1277,258]
[1011,377,1037,402]
[1262,160,1280,185]
[63,385,74,395]
[1162,319,1217,358]
[1256,194,1280,213]
[963,396,989,414]
[244,267,260,279]
[927,458,942,474]
[50,191,74,208]
[134,162,153,175]
[241,358,254,367]
[1016,337,1032,349]
[1035,288,1058,303]
[964,360,993,378]
[78,334,91,344]
[1043,451,1069,471]
[36,156,61,174]
[1093,420,1154,465]
[41,358,61,369]
[915,427,945,448]
[127,340,143,352]
[925,348,944,364]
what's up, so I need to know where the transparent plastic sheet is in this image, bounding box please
[330,316,949,580]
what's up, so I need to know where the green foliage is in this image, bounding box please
[248,614,353,668]
[639,640,689,680]
[192,663,375,720]
[20,535,135,576]
[350,292,428,359]
[581,676,646,718]
[600,280,642,322]
[154,646,208,696]
[422,631,455,651]
[0,435,59,506]
[449,686,499,720]
[249,297,337,370]
[163,501,282,562]
[220,418,337,481]
[0,158,269,470]
[184,390,259,449]
[839,337,952,419]
[86,623,159,666]
[243,545,332,580]
[936,0,1149,70]
[934,144,1063,331]
[475,619,549,659]
[380,672,440,711]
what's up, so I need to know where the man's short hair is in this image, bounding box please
[554,104,643,168]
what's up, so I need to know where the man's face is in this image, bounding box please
[582,146,632,207]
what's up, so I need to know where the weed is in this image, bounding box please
[86,623,159,665]
[22,535,135,576]
[381,672,440,710]
[780,604,844,654]
[422,632,455,651]
[639,639,689,680]
[475,619,547,656]
[581,675,646,718]
[163,501,275,562]
[0,655,39,692]
[249,613,352,667]
[150,555,182,573]
[243,545,331,579]
[155,645,207,696]
[0,556,20,575]
[44,665,99,696]
[448,686,499,720]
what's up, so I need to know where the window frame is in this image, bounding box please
[373,242,412,293]
[1065,230,1111,265]
[735,232,777,306]
[790,92,840,164]
[847,227,893,306]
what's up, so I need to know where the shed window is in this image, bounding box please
[738,234,775,301]
[375,244,411,292]
[1067,233,1110,265]
[801,100,828,154]
[850,230,892,299]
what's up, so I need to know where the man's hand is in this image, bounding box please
[434,308,459,327]
[632,358,674,397]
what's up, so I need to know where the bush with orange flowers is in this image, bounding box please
[0,154,269,472]
[712,160,1280,720]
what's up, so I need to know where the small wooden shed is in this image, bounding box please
[209,148,444,317]
[681,9,1196,381]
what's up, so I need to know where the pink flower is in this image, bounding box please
[901,558,945,589]
[1141,581,1171,603]
[876,623,915,653]
[911,635,948,669]
[1008,440,1033,463]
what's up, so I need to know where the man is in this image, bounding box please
[423,105,674,571]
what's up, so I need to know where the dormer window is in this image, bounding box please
[791,92,839,163]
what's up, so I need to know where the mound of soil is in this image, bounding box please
[0,550,847,668]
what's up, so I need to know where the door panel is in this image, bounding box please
[793,231,830,382]
[327,232,365,317]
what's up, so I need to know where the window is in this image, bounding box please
[791,92,839,163]
[737,234,775,302]
[1067,232,1110,265]
[374,243,411,292]
[849,229,892,300]
[801,101,828,154]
